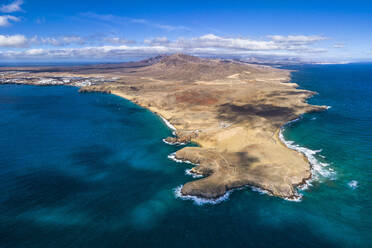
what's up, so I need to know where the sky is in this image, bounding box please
[0,0,371,62]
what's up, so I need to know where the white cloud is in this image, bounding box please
[144,37,169,45]
[35,17,45,24]
[152,23,189,32]
[0,1,24,27]
[144,34,327,53]
[103,37,133,45]
[175,34,277,50]
[0,45,178,59]
[268,35,327,43]
[40,36,86,46]
[33,35,134,46]
[0,15,20,26]
[333,43,345,48]
[0,34,27,47]
[25,48,45,55]
[0,0,23,13]
[0,33,330,60]
[80,13,190,32]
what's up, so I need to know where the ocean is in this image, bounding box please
[0,64,371,247]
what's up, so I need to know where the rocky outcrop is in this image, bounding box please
[164,130,199,145]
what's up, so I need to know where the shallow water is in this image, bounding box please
[1,64,371,248]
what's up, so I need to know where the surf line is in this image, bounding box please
[278,116,335,195]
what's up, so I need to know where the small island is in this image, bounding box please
[0,54,327,200]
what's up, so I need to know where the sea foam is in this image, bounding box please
[174,184,279,205]
[185,169,203,178]
[167,152,198,165]
[160,116,176,134]
[348,180,358,189]
[173,185,232,205]
[162,138,186,146]
[279,119,336,191]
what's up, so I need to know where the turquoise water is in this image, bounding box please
[0,64,371,247]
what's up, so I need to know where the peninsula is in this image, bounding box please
[0,54,327,200]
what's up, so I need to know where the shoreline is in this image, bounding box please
[110,88,328,203]
[278,116,335,181]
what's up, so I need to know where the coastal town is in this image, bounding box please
[0,70,116,87]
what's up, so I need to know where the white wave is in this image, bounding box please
[160,116,176,131]
[279,118,301,129]
[279,129,334,179]
[348,180,358,189]
[279,122,336,195]
[174,183,284,205]
[167,152,198,165]
[185,169,203,178]
[167,153,184,163]
[250,186,303,202]
[162,138,186,146]
[162,138,173,145]
[297,183,309,190]
[174,185,231,205]
[284,194,303,202]
[249,186,271,196]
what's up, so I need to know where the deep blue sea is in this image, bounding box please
[0,64,371,247]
